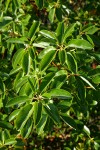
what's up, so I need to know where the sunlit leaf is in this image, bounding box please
[6,96,30,107]
[40,50,56,71]
[28,20,39,39]
[49,7,55,23]
[68,39,93,50]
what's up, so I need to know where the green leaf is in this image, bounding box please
[3,129,10,141]
[58,49,66,65]
[33,42,50,48]
[38,46,56,59]
[57,101,71,113]
[56,7,62,21]
[40,30,56,40]
[49,7,55,23]
[55,70,68,77]
[9,67,22,76]
[21,118,33,138]
[83,125,90,136]
[25,82,32,96]
[5,138,17,145]
[60,115,77,129]
[9,109,20,122]
[88,68,100,76]
[0,17,13,29]
[62,23,76,43]
[40,50,56,71]
[12,0,20,9]
[36,114,47,135]
[5,0,11,12]
[1,129,10,144]
[6,96,30,107]
[15,76,28,91]
[28,77,35,92]
[79,76,96,90]
[22,51,30,74]
[68,39,93,50]
[83,25,99,35]
[56,22,64,44]
[92,75,100,84]
[66,52,78,73]
[12,49,25,68]
[0,78,5,94]
[35,0,43,9]
[51,75,67,89]
[94,141,100,150]
[0,121,13,130]
[75,77,86,101]
[40,72,55,93]
[28,20,39,39]
[7,37,27,44]
[43,103,60,124]
[44,89,72,100]
[15,104,34,130]
[44,117,54,132]
[86,35,94,46]
[33,102,42,126]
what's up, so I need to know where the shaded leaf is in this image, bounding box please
[75,77,86,101]
[0,78,5,94]
[21,118,33,138]
[0,121,13,130]
[22,51,30,74]
[35,0,43,9]
[43,103,60,124]
[79,76,95,90]
[0,17,13,29]
[33,102,42,126]
[40,72,55,93]
[66,52,77,73]
[59,49,66,65]
[60,115,77,129]
[56,7,62,21]
[15,104,34,130]
[36,114,47,135]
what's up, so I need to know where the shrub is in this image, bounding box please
[0,0,100,149]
